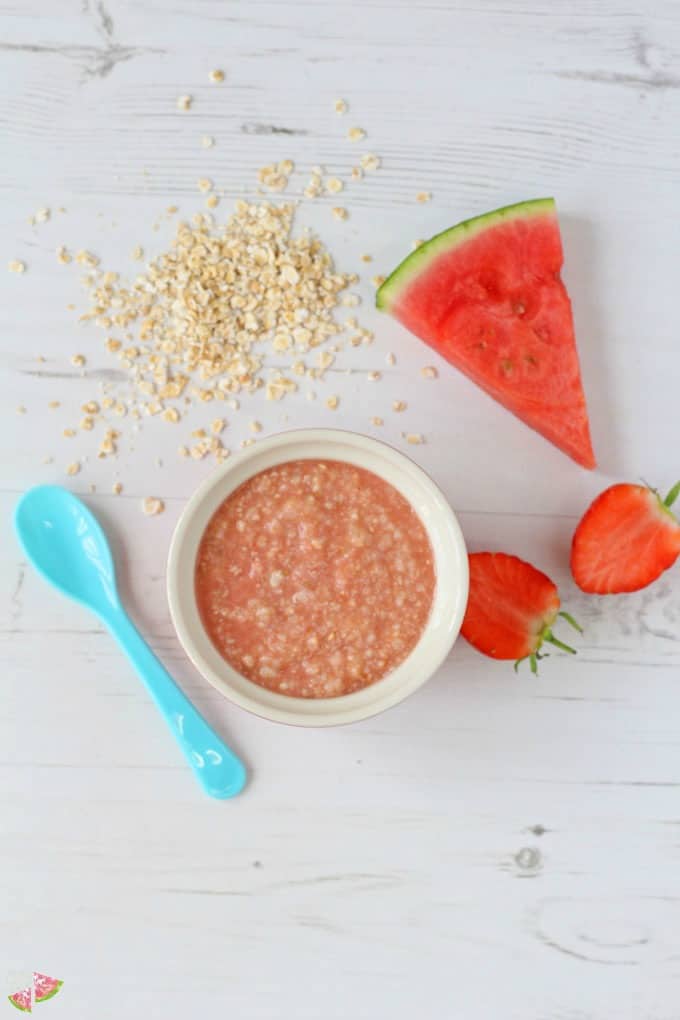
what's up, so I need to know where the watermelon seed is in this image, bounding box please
[500,358,514,376]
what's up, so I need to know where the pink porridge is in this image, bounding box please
[195,459,436,698]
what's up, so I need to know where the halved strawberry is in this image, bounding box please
[571,481,680,594]
[461,552,581,674]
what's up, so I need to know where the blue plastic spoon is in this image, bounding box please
[14,485,246,799]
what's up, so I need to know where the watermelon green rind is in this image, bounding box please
[376,197,556,312]
[34,981,63,1004]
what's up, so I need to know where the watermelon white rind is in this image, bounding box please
[376,197,555,312]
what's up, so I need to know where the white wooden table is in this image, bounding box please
[2,3,680,1017]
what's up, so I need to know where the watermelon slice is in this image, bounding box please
[33,974,63,1004]
[376,198,595,469]
[8,988,32,1013]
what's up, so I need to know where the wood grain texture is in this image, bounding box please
[2,2,680,1018]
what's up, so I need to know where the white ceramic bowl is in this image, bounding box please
[167,429,468,727]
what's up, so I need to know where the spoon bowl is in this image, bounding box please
[15,485,119,620]
[14,485,246,799]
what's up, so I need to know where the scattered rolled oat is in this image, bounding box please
[142,497,165,516]
[178,445,189,458]
[48,400,60,409]
[63,428,76,437]
[211,418,226,434]
[81,401,99,414]
[359,153,380,172]
[162,407,180,423]
[206,195,220,210]
[98,429,119,457]
[241,438,256,448]
[360,254,372,263]
[131,246,144,261]
[350,167,363,182]
[8,260,26,274]
[278,159,294,176]
[348,127,366,141]
[80,416,95,430]
[416,191,432,203]
[332,206,348,221]
[197,177,213,193]
[16,405,26,414]
[326,177,344,194]
[326,395,339,410]
[371,275,385,288]
[70,354,86,367]
[368,371,381,382]
[317,350,335,375]
[201,135,215,148]
[249,420,263,433]
[421,365,438,379]
[334,99,348,114]
[304,172,322,199]
[75,250,99,267]
[56,246,72,265]
[66,461,80,476]
[258,164,288,192]
[404,433,425,445]
[386,353,396,366]
[111,482,122,495]
[209,69,225,83]
[392,400,407,412]
[177,94,192,111]
[370,416,383,426]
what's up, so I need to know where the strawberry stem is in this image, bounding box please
[558,610,583,634]
[664,481,680,508]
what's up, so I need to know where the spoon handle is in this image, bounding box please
[106,609,246,799]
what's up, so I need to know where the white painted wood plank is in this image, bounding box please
[2,2,680,1018]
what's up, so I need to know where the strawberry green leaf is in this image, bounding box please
[663,480,680,508]
[558,610,583,633]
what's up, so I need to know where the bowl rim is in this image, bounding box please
[167,428,468,727]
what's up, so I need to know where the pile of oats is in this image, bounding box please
[31,98,436,490]
[75,199,362,462]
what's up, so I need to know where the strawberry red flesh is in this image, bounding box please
[462,553,566,667]
[571,483,680,594]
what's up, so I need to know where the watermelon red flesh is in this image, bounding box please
[8,988,32,1013]
[33,974,63,1004]
[377,198,595,469]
